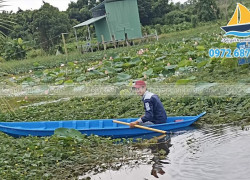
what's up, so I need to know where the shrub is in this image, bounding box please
[1,38,27,61]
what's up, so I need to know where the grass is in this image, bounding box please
[159,21,223,42]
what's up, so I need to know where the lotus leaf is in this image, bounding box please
[54,128,83,141]
[105,67,116,74]
[176,79,191,85]
[196,46,205,51]
[155,56,166,61]
[129,57,140,65]
[142,68,153,76]
[114,62,124,67]
[165,65,178,70]
[64,79,74,85]
[117,73,131,82]
[197,60,208,68]
[178,60,192,67]
[90,70,104,75]
[55,80,64,85]
[76,76,86,82]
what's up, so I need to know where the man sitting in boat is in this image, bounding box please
[130,80,167,128]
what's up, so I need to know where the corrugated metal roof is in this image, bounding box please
[90,1,105,11]
[73,15,106,28]
[90,0,126,11]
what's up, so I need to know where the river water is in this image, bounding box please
[79,124,250,180]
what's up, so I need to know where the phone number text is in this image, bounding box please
[209,48,250,58]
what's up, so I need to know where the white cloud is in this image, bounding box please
[2,0,188,12]
[2,0,77,12]
[171,0,188,4]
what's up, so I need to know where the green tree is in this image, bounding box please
[163,10,190,25]
[9,10,34,41]
[194,0,220,22]
[0,1,15,40]
[67,0,91,22]
[153,0,172,18]
[32,2,71,52]
[137,0,154,25]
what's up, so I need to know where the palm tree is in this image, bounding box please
[0,0,15,40]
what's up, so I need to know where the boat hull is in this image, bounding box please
[221,23,250,32]
[0,112,206,138]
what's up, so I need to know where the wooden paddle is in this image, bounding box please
[113,120,166,134]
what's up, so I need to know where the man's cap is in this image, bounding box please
[133,80,146,88]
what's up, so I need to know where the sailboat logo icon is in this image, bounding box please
[221,3,250,37]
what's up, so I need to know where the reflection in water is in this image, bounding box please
[79,125,250,180]
[149,135,171,178]
[78,134,173,180]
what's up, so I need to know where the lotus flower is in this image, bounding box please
[87,67,95,71]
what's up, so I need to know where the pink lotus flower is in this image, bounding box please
[167,63,171,66]
[137,49,145,55]
[137,50,143,55]
[189,58,192,61]
[109,56,113,60]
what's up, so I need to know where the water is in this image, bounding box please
[225,31,250,37]
[80,125,250,180]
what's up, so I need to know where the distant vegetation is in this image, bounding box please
[1,0,249,60]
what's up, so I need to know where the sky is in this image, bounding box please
[2,0,188,12]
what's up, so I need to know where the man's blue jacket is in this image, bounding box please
[140,91,167,124]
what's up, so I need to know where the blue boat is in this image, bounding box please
[0,112,206,138]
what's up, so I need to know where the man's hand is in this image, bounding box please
[130,121,139,128]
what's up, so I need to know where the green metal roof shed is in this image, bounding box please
[74,0,142,43]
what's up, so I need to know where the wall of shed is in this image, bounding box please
[105,0,142,41]
[94,18,111,42]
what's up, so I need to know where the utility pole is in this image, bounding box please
[61,33,68,56]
